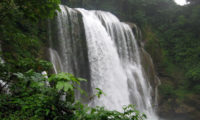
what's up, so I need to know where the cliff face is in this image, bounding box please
[129,23,160,113]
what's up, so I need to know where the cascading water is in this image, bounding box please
[48,5,159,120]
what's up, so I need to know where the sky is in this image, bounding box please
[174,0,188,5]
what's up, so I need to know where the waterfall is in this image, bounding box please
[48,5,159,120]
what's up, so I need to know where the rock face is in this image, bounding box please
[128,22,161,113]
[48,6,92,102]
[140,48,160,105]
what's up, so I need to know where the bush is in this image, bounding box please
[0,69,146,120]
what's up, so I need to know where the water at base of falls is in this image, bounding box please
[48,5,159,120]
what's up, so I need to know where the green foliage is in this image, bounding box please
[186,64,200,83]
[0,0,60,22]
[0,67,74,119]
[71,103,146,120]
[0,66,146,120]
[0,70,58,119]
[49,72,86,92]
[95,88,106,98]
[174,89,189,100]
[193,85,200,94]
[159,84,175,98]
[0,0,60,75]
